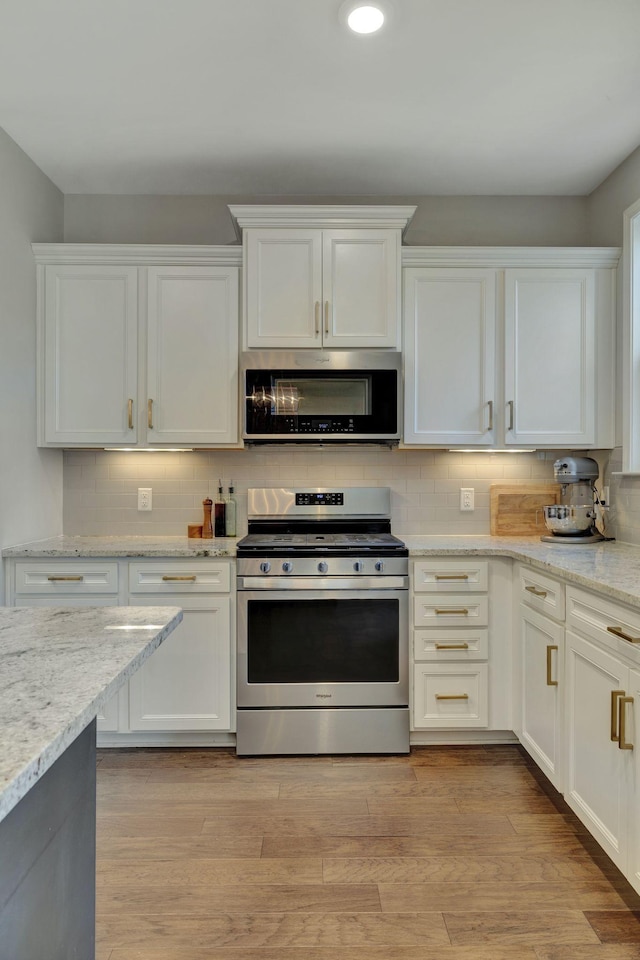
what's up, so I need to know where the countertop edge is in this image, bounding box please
[0,607,183,824]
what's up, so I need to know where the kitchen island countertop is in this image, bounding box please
[0,604,182,823]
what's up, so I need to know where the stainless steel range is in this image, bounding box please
[236,487,409,756]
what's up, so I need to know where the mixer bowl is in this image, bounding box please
[543,504,595,535]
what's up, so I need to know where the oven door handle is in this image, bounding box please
[237,576,409,591]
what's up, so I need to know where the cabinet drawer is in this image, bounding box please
[413,663,489,728]
[413,559,488,592]
[518,565,565,621]
[14,561,118,595]
[413,629,488,661]
[567,585,640,662]
[414,594,488,628]
[128,560,231,594]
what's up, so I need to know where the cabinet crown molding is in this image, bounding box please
[402,246,621,269]
[228,204,417,237]
[31,244,243,266]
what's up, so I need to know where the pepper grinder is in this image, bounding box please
[202,498,213,539]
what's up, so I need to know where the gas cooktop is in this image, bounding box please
[237,531,406,554]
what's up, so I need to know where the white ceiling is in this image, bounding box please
[1,0,640,196]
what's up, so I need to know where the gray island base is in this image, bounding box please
[0,605,183,960]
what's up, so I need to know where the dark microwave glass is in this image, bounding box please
[245,368,398,436]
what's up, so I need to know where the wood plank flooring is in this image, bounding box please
[95,745,640,960]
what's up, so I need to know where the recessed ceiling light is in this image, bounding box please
[339,2,391,35]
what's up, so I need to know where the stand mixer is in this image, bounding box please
[540,456,604,544]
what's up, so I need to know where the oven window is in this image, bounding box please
[273,377,370,416]
[247,598,399,683]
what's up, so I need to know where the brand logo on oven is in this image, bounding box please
[316,693,333,699]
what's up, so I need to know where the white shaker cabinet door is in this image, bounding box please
[146,266,239,445]
[42,264,138,445]
[504,269,595,447]
[403,268,497,445]
[519,604,564,791]
[322,230,400,348]
[628,667,640,896]
[128,594,233,732]
[245,230,323,347]
[565,629,629,871]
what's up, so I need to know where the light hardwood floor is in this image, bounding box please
[95,746,640,960]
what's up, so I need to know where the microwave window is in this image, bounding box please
[273,378,371,416]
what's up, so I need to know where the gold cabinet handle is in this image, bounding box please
[47,575,84,581]
[619,696,634,750]
[161,575,197,582]
[487,400,494,432]
[324,300,330,336]
[315,301,320,336]
[435,693,469,700]
[435,643,470,650]
[435,574,469,581]
[546,644,558,686]
[607,625,640,644]
[611,689,625,741]
[525,585,548,598]
[128,398,134,430]
[507,400,514,431]
[434,608,469,616]
[148,398,154,430]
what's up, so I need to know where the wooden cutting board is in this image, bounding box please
[490,483,560,536]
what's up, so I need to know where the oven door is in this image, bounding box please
[237,586,408,708]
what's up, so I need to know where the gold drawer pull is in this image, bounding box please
[607,625,640,644]
[47,575,84,581]
[435,643,470,650]
[435,693,469,700]
[161,575,197,582]
[525,585,548,598]
[546,644,558,686]
[148,398,154,429]
[324,300,330,336]
[128,398,134,430]
[611,689,625,741]
[435,574,469,581]
[619,696,634,751]
[434,608,469,616]
[315,301,320,336]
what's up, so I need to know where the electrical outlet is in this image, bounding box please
[460,487,474,511]
[137,488,152,511]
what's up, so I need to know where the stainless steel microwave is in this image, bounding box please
[242,351,401,443]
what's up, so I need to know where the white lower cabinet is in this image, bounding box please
[412,559,492,732]
[127,594,232,732]
[564,583,640,886]
[515,565,565,791]
[6,556,235,744]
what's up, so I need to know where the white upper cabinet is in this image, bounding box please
[504,269,595,447]
[42,264,139,446]
[146,265,238,445]
[35,247,241,448]
[403,268,497,445]
[231,205,416,351]
[402,248,618,449]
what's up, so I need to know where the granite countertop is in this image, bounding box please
[1,535,238,558]
[6,532,640,609]
[403,535,640,608]
[0,605,183,823]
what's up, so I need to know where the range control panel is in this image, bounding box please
[295,492,344,506]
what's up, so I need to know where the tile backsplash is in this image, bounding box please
[63,448,562,537]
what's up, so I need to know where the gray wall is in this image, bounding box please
[588,144,640,245]
[0,128,64,601]
[64,194,590,247]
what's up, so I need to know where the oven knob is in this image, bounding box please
[259,561,271,574]
[353,561,364,572]
[375,560,384,572]
[318,561,329,574]
[282,561,293,573]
